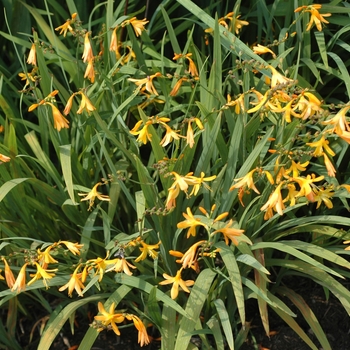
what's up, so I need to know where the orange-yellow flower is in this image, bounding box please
[2,258,15,288]
[171,240,207,269]
[186,117,203,148]
[27,262,57,288]
[109,258,137,276]
[177,208,206,238]
[306,135,335,157]
[295,4,331,32]
[173,53,198,77]
[18,67,38,90]
[128,72,162,95]
[186,172,217,196]
[233,15,249,34]
[285,160,309,178]
[59,241,84,255]
[94,302,125,335]
[82,32,94,63]
[134,241,161,262]
[224,94,245,114]
[46,102,69,131]
[129,17,149,37]
[127,314,150,346]
[292,174,324,202]
[130,120,153,144]
[78,182,110,211]
[37,245,58,266]
[212,220,244,246]
[323,153,336,177]
[268,65,294,88]
[12,263,28,293]
[260,182,285,219]
[230,169,260,194]
[27,43,37,66]
[77,91,96,114]
[313,186,334,209]
[253,44,276,59]
[160,124,185,147]
[84,58,95,83]
[159,267,194,299]
[0,154,10,163]
[58,264,85,297]
[55,13,77,37]
[322,106,350,135]
[170,77,188,97]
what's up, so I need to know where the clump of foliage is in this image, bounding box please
[0,1,350,349]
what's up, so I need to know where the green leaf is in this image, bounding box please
[38,294,109,350]
[60,144,76,204]
[215,242,245,327]
[213,299,234,350]
[174,268,216,350]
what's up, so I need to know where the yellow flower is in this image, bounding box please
[291,92,324,120]
[268,65,294,88]
[171,240,207,269]
[186,172,217,196]
[55,13,77,37]
[306,135,335,157]
[160,124,185,147]
[170,77,188,97]
[260,182,285,219]
[323,153,336,177]
[173,53,198,77]
[129,17,149,37]
[59,241,84,255]
[27,43,37,66]
[77,91,96,114]
[165,185,180,210]
[82,32,94,63]
[285,160,309,178]
[130,120,153,144]
[230,169,260,194]
[212,220,244,246]
[84,58,95,83]
[128,72,162,95]
[283,183,299,207]
[322,106,350,135]
[224,94,245,114]
[2,258,15,288]
[109,257,137,276]
[94,302,125,335]
[292,174,324,202]
[295,4,331,32]
[313,186,334,209]
[127,314,151,347]
[253,44,276,58]
[78,182,110,211]
[233,15,249,34]
[87,255,117,282]
[343,240,350,251]
[46,102,69,131]
[58,264,85,297]
[134,241,161,262]
[247,90,269,114]
[27,262,57,288]
[18,67,38,90]
[159,267,195,299]
[186,117,203,148]
[12,263,28,293]
[37,245,58,266]
[177,208,206,238]
[0,154,10,163]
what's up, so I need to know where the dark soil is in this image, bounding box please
[14,278,350,349]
